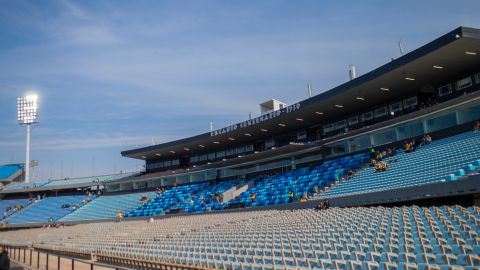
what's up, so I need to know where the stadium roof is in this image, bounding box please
[122,26,480,160]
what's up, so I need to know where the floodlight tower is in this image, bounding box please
[17,95,39,183]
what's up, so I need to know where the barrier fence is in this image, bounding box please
[5,245,209,270]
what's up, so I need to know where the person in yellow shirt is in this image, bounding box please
[117,209,123,219]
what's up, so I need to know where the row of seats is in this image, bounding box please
[2,181,49,191]
[126,180,238,217]
[127,151,368,218]
[0,164,22,179]
[5,195,94,224]
[235,153,369,207]
[321,131,480,198]
[1,205,478,269]
[4,131,478,223]
[61,192,156,221]
[2,172,138,191]
[0,198,31,219]
[43,172,138,187]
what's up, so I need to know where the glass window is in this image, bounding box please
[475,73,480,84]
[334,120,347,130]
[349,135,371,152]
[176,174,190,184]
[199,154,207,161]
[361,112,373,122]
[457,104,480,124]
[245,144,254,152]
[389,102,402,113]
[208,152,216,160]
[374,107,388,118]
[235,147,245,154]
[265,138,274,148]
[191,172,205,183]
[172,159,179,166]
[397,121,424,141]
[323,123,334,133]
[297,130,307,140]
[372,129,396,146]
[456,76,473,90]
[164,160,172,167]
[426,112,457,133]
[226,148,236,156]
[403,96,418,109]
[438,84,452,97]
[348,116,358,126]
[327,140,349,157]
[189,155,199,163]
[216,151,225,158]
[205,170,217,180]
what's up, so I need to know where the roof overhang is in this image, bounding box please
[122,26,480,160]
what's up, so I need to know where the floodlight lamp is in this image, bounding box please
[17,95,39,125]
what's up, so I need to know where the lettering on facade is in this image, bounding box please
[210,103,301,136]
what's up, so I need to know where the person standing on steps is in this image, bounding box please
[0,245,10,270]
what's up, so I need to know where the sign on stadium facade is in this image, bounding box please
[210,103,301,137]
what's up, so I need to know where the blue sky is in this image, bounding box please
[0,0,479,180]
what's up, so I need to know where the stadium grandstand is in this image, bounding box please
[0,26,479,270]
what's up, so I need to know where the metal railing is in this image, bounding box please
[5,245,209,270]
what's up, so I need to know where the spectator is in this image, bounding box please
[314,202,324,211]
[375,161,389,172]
[219,193,224,203]
[386,148,392,157]
[370,145,376,159]
[288,190,294,203]
[347,169,355,179]
[300,193,308,202]
[474,121,480,132]
[0,245,9,270]
[425,134,432,144]
[117,210,123,219]
[370,158,377,167]
[149,217,154,223]
[404,141,412,153]
[250,192,256,203]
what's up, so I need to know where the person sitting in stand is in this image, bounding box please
[381,161,389,171]
[374,162,381,172]
[314,201,324,211]
[475,121,480,132]
[404,141,412,153]
[425,134,432,145]
[370,145,376,160]
[347,169,355,179]
[288,190,295,203]
[250,192,256,204]
[140,194,150,203]
[117,210,123,220]
[375,161,389,172]
[299,193,308,203]
[370,158,377,167]
[324,199,330,209]
[376,150,384,161]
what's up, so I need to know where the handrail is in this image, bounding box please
[4,244,212,270]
